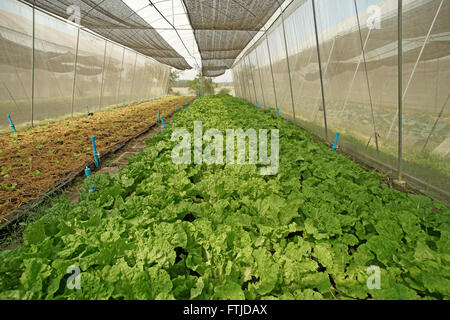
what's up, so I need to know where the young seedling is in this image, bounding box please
[22,156,33,169]
[1,182,17,191]
[10,134,21,149]
[1,166,11,177]
[31,170,43,177]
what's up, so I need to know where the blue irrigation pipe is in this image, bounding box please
[86,105,90,115]
[277,108,280,117]
[181,106,184,111]
[91,136,100,168]
[84,167,96,192]
[332,132,340,151]
[175,103,177,112]
[161,116,165,129]
[7,114,16,133]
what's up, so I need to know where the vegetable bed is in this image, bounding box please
[0,95,448,300]
[0,96,192,222]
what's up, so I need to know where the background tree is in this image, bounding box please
[168,69,181,94]
[188,74,218,95]
[217,88,231,95]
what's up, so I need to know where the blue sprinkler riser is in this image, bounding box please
[84,167,96,192]
[277,108,280,117]
[161,117,165,129]
[91,136,100,168]
[175,103,177,112]
[7,114,16,133]
[332,132,340,151]
[86,105,89,115]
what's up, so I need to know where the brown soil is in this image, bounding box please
[0,96,192,221]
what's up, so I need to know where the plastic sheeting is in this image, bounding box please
[21,0,191,70]
[183,0,280,77]
[0,0,171,130]
[233,0,450,204]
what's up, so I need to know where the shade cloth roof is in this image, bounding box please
[182,0,281,77]
[22,0,192,70]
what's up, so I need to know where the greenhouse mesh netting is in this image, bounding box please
[183,0,281,77]
[232,0,450,205]
[0,0,174,131]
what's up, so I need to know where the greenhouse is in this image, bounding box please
[0,0,449,303]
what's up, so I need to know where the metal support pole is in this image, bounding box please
[247,55,258,104]
[71,27,80,118]
[243,62,250,100]
[397,0,403,180]
[238,62,247,100]
[238,68,244,99]
[235,69,243,98]
[312,0,328,141]
[172,0,175,26]
[99,40,108,110]
[146,63,152,99]
[281,10,296,123]
[387,0,444,140]
[255,48,267,109]
[116,47,125,103]
[233,70,240,98]
[130,53,138,99]
[200,72,204,96]
[265,34,278,110]
[31,4,35,127]
[239,63,245,98]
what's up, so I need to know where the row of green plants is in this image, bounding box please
[0,95,448,300]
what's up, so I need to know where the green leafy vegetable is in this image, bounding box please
[0,95,448,300]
